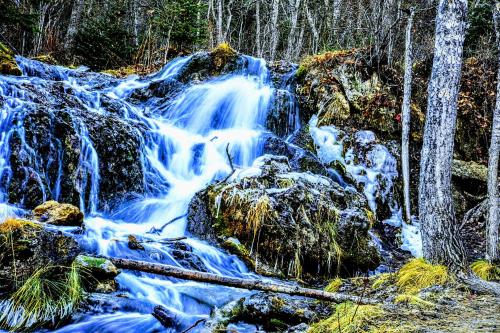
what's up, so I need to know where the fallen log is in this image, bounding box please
[106,257,378,304]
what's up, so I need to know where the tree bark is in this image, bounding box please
[401,8,414,224]
[487,2,500,263]
[65,0,85,50]
[269,0,280,61]
[418,0,468,270]
[255,0,262,57]
[285,0,301,61]
[106,257,377,304]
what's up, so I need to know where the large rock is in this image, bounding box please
[33,201,84,226]
[0,43,21,76]
[0,218,80,292]
[188,155,380,280]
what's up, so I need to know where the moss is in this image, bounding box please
[471,260,500,281]
[211,42,237,70]
[308,302,384,333]
[0,218,41,234]
[396,258,449,294]
[76,255,106,268]
[371,272,394,289]
[101,64,154,78]
[325,277,342,292]
[32,54,57,65]
[269,318,287,331]
[0,42,22,76]
[317,91,351,126]
[394,294,435,309]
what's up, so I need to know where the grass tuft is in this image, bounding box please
[471,260,500,281]
[325,277,342,293]
[394,294,435,309]
[396,258,449,294]
[0,218,40,234]
[371,272,394,289]
[0,262,85,331]
[308,302,384,333]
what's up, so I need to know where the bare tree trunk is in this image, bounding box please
[65,0,85,50]
[255,0,262,57]
[223,0,235,43]
[418,0,468,270]
[216,0,223,44]
[401,8,414,224]
[285,0,301,61]
[269,0,280,61]
[107,257,377,304]
[304,0,319,54]
[487,3,500,263]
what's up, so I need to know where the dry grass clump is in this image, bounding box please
[324,277,342,292]
[396,258,449,294]
[0,218,40,234]
[394,294,435,309]
[471,260,500,281]
[0,263,84,331]
[308,302,384,333]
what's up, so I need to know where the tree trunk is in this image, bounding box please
[304,0,319,54]
[65,0,85,50]
[106,257,377,304]
[418,0,468,270]
[255,0,262,57]
[285,0,301,61]
[269,0,280,61]
[487,2,500,263]
[216,0,223,44]
[401,8,414,224]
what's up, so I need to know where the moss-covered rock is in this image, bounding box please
[0,218,80,292]
[0,42,21,76]
[33,201,84,226]
[188,155,380,280]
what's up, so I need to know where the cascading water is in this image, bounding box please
[0,54,275,332]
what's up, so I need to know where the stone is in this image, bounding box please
[0,42,22,76]
[0,218,80,292]
[188,155,380,280]
[33,200,84,226]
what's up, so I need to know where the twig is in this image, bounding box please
[148,213,188,234]
[219,143,236,184]
[181,319,207,333]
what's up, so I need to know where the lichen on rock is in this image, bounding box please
[33,200,84,226]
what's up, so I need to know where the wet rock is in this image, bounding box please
[0,218,80,292]
[75,255,119,293]
[188,155,380,279]
[170,242,208,272]
[452,159,488,182]
[127,235,145,250]
[75,255,119,279]
[33,200,84,226]
[210,292,329,332]
[0,42,21,76]
[262,134,328,176]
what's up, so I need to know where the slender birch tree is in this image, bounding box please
[487,2,500,263]
[418,0,468,270]
[401,7,414,224]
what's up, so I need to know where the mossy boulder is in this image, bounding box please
[0,218,80,292]
[0,42,21,76]
[33,201,84,226]
[188,155,380,280]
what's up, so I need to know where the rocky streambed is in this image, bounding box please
[0,44,496,332]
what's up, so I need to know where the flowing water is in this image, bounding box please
[0,53,418,332]
[0,55,280,332]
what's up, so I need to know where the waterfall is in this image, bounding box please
[0,54,275,332]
